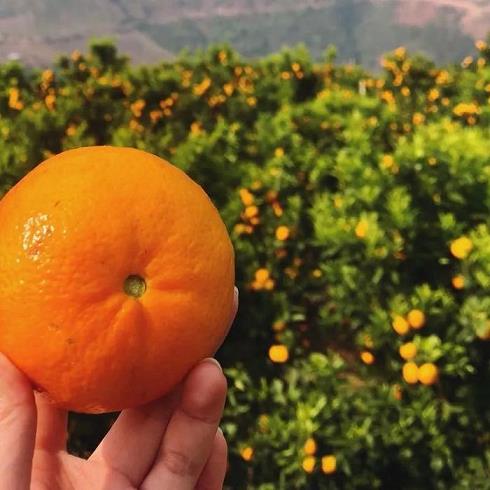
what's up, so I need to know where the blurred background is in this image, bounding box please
[0,1,489,489]
[0,0,488,68]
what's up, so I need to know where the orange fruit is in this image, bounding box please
[451,275,465,289]
[0,146,235,413]
[321,455,337,475]
[418,363,439,385]
[268,344,289,363]
[402,362,419,384]
[275,225,290,241]
[407,309,426,329]
[303,437,317,455]
[399,342,417,360]
[360,351,375,365]
[255,268,270,283]
[355,219,368,238]
[244,205,259,218]
[240,446,254,461]
[392,315,409,335]
[239,188,254,206]
[302,456,316,473]
[450,236,473,259]
[392,384,402,400]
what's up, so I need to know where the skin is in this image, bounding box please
[0,289,238,490]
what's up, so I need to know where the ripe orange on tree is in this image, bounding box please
[402,362,419,384]
[392,315,409,335]
[303,437,317,455]
[269,344,289,363]
[407,309,426,329]
[0,146,235,413]
[399,342,417,360]
[418,363,439,385]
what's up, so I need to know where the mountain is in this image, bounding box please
[0,0,488,68]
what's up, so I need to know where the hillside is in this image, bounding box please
[0,0,488,67]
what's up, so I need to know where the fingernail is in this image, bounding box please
[234,286,239,299]
[203,357,222,372]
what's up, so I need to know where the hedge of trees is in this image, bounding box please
[0,40,489,489]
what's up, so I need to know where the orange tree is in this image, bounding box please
[0,40,489,488]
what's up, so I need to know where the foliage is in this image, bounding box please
[0,39,489,489]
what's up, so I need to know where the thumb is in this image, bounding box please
[0,353,36,490]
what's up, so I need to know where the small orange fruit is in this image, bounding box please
[258,414,269,432]
[269,344,289,363]
[240,446,254,461]
[274,147,285,158]
[360,351,375,365]
[303,437,317,455]
[452,275,465,289]
[402,362,419,384]
[450,236,473,259]
[244,205,259,219]
[302,456,316,473]
[0,147,235,413]
[321,455,337,474]
[239,188,254,206]
[407,309,426,329]
[392,384,402,400]
[275,225,290,241]
[255,268,270,283]
[399,342,417,360]
[418,363,439,385]
[355,219,368,238]
[392,315,409,335]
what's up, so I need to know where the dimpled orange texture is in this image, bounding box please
[0,146,235,413]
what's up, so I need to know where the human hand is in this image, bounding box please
[0,353,229,490]
[0,283,238,490]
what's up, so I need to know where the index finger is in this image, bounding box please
[141,358,227,490]
[0,353,37,489]
[34,392,67,452]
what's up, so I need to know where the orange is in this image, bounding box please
[392,384,402,400]
[418,363,439,385]
[355,219,368,238]
[275,225,290,241]
[255,268,270,283]
[399,342,417,360]
[392,315,409,335]
[321,455,337,474]
[452,275,465,289]
[360,351,375,365]
[302,456,316,473]
[239,188,254,206]
[407,309,426,329]
[240,446,254,461]
[268,344,289,363]
[303,437,317,455]
[450,236,473,259]
[402,362,419,384]
[0,146,235,413]
[244,205,259,218]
